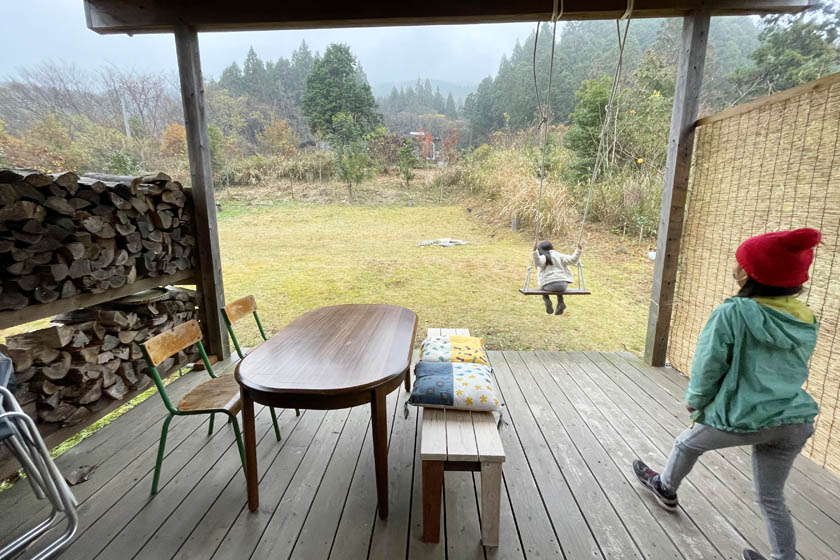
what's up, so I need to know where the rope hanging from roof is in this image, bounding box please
[521,1,632,295]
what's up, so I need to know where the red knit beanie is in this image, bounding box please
[735,228,821,287]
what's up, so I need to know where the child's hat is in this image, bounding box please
[735,228,821,287]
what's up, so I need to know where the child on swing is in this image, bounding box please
[632,228,822,560]
[532,240,582,315]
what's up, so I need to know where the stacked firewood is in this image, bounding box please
[3,287,201,426]
[0,169,196,311]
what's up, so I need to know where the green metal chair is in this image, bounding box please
[140,319,281,495]
[222,295,300,420]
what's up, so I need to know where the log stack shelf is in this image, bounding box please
[0,168,205,481]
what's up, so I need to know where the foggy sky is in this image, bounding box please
[1,0,535,88]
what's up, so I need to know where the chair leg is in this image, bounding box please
[295,408,301,417]
[208,413,215,435]
[229,414,247,471]
[269,408,281,441]
[151,413,174,495]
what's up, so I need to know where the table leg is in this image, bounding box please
[371,387,389,519]
[242,391,259,512]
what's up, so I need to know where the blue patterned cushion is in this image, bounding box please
[409,362,502,411]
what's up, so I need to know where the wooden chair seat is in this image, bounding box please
[518,288,591,296]
[177,375,242,415]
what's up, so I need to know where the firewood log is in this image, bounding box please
[104,376,127,400]
[6,326,74,349]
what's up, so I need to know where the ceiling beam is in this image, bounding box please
[84,0,814,35]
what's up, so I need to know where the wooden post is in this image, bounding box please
[174,24,229,359]
[644,11,709,367]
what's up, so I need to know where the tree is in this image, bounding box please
[160,122,187,157]
[330,112,372,199]
[729,3,840,101]
[397,142,418,189]
[563,77,611,183]
[445,93,458,119]
[303,44,382,137]
[257,116,299,157]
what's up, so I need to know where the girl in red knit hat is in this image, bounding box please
[633,228,822,560]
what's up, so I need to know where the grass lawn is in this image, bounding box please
[217,201,654,354]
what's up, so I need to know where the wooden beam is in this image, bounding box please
[644,10,710,367]
[84,0,813,34]
[0,270,195,331]
[174,25,229,359]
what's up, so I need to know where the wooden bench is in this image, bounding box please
[420,328,506,547]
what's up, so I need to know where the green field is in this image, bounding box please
[217,201,654,354]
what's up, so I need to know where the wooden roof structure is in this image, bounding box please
[82,0,815,366]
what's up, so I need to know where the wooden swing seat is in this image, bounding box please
[519,288,591,296]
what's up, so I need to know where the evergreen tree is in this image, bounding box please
[303,44,383,137]
[242,47,269,102]
[445,93,458,119]
[730,3,839,100]
[219,62,245,96]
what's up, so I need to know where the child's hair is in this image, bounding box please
[736,277,802,298]
[537,241,554,266]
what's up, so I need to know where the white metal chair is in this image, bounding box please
[0,375,79,559]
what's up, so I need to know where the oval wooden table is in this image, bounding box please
[235,304,418,518]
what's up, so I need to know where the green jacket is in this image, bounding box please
[687,297,819,432]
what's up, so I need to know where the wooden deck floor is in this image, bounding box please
[3,351,840,560]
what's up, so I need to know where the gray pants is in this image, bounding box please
[662,422,814,560]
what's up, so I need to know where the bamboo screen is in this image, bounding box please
[668,73,840,475]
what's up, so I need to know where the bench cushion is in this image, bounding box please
[409,362,502,412]
[420,335,489,366]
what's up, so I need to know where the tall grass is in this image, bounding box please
[215,151,335,188]
[453,128,662,239]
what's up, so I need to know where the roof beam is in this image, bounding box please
[84,0,814,34]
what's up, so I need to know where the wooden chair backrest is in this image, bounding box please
[143,320,203,367]
[224,295,257,324]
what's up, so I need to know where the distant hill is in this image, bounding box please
[371,79,476,105]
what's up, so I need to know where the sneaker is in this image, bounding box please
[633,459,679,512]
[555,301,567,315]
[742,550,767,560]
[543,298,554,314]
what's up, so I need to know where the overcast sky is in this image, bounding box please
[1,0,534,88]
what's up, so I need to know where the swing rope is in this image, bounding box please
[523,3,632,293]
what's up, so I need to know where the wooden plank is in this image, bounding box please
[207,409,329,558]
[488,351,588,559]
[472,412,505,463]
[524,351,707,558]
[445,410,479,462]
[141,407,303,560]
[83,0,813,34]
[476,471,525,560]
[548,352,745,558]
[174,24,228,359]
[616,351,840,507]
[644,10,711,367]
[581,352,838,560]
[290,406,371,560]
[444,470,484,560]
[369,387,418,557]
[328,387,401,560]
[0,269,194,330]
[697,71,840,126]
[95,407,279,559]
[223,294,257,324]
[409,408,446,560]
[501,351,644,559]
[600,352,840,553]
[480,462,502,547]
[143,320,202,366]
[248,409,353,560]
[420,408,447,461]
[172,410,324,560]
[42,410,220,559]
